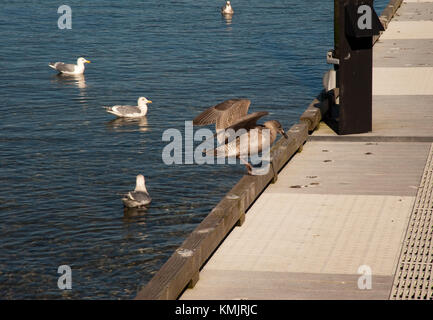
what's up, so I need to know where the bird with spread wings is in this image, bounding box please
[193,99,288,175]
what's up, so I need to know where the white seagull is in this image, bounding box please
[221,1,234,14]
[49,57,91,75]
[122,175,152,208]
[104,97,152,118]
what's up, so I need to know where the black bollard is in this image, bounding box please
[327,0,384,135]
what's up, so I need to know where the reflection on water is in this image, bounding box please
[51,74,88,105]
[222,13,233,25]
[105,117,149,133]
[123,207,149,219]
[52,74,87,89]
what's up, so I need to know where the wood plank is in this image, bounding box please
[181,270,393,300]
[373,67,433,95]
[380,21,433,40]
[374,39,433,68]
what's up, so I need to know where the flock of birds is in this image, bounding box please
[48,1,288,209]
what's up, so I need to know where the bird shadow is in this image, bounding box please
[221,13,234,25]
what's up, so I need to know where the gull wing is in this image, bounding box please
[222,111,269,132]
[193,99,251,129]
[214,111,269,143]
[113,105,140,115]
[128,191,151,203]
[49,62,76,73]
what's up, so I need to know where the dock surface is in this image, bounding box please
[180,0,433,300]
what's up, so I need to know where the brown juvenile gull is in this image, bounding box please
[104,97,152,118]
[122,175,152,208]
[193,99,288,175]
[193,99,261,144]
[221,1,234,14]
[49,57,91,75]
[207,120,288,175]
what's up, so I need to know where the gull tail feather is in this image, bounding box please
[104,106,118,116]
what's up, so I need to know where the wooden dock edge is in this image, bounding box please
[134,0,403,300]
[374,0,404,44]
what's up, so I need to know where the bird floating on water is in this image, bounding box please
[49,57,91,75]
[122,174,152,208]
[221,1,234,14]
[104,97,152,118]
[193,99,288,175]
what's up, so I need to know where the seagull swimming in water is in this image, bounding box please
[104,97,152,118]
[49,57,91,75]
[122,175,152,208]
[221,1,234,14]
[193,99,288,175]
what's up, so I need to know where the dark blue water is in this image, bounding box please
[0,0,389,299]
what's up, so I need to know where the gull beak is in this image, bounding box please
[280,128,288,139]
[147,100,152,104]
[85,60,91,63]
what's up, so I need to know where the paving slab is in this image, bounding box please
[374,39,433,67]
[393,2,433,21]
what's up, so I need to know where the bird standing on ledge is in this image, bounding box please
[221,1,234,14]
[193,99,288,175]
[206,119,288,175]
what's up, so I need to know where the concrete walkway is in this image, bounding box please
[181,0,433,300]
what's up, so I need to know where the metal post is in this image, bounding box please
[326,0,383,135]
